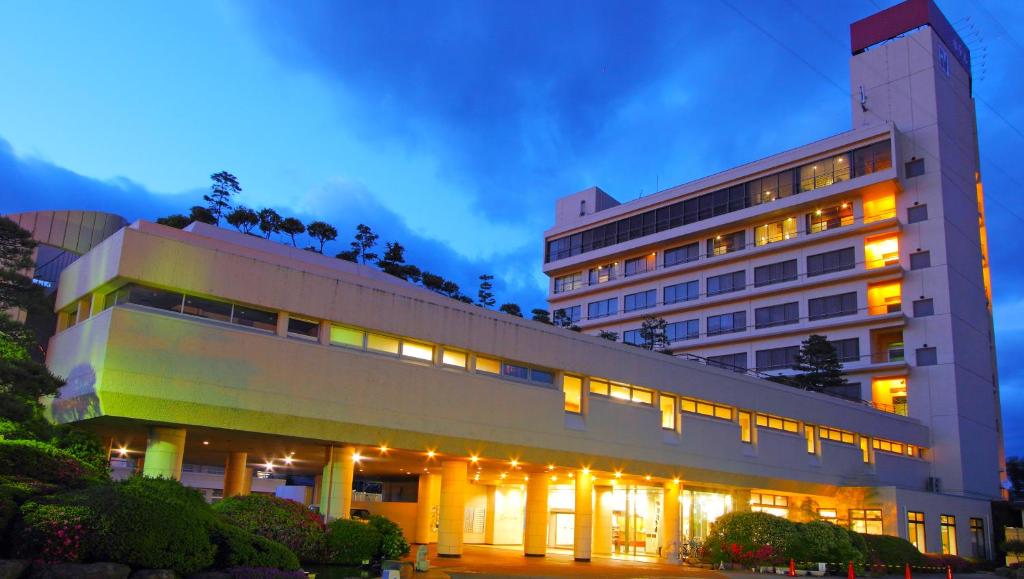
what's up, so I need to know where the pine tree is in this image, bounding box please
[205,171,241,224]
[345,224,379,264]
[226,206,259,234]
[531,308,551,324]
[306,221,338,254]
[477,274,495,308]
[638,315,670,352]
[499,303,523,317]
[257,208,283,239]
[376,242,421,282]
[598,330,619,341]
[279,217,306,246]
[790,334,847,392]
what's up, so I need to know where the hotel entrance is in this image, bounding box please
[681,489,733,542]
[610,485,662,557]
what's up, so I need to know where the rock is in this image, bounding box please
[131,571,177,579]
[0,560,29,579]
[185,573,229,579]
[34,562,131,579]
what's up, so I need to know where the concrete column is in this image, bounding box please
[320,446,355,522]
[731,488,751,512]
[312,474,323,507]
[573,470,593,562]
[89,292,106,317]
[438,461,468,557]
[142,426,186,480]
[484,485,497,544]
[223,452,249,498]
[661,480,681,561]
[414,473,441,544]
[318,320,331,346]
[276,312,289,337]
[524,475,549,557]
[593,485,614,556]
[241,467,253,495]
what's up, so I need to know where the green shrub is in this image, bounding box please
[209,519,300,571]
[1004,539,1024,555]
[703,511,798,562]
[792,521,865,563]
[861,534,924,567]
[368,515,410,560]
[323,519,381,565]
[16,502,92,562]
[0,439,104,487]
[213,494,324,562]
[921,554,976,573]
[120,475,213,516]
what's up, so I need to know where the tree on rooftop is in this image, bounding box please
[477,274,495,308]
[375,242,421,283]
[189,206,217,225]
[341,224,379,265]
[205,171,241,225]
[226,206,259,234]
[499,303,523,317]
[598,330,619,342]
[638,315,670,352]
[530,308,551,324]
[306,221,338,254]
[279,217,306,247]
[552,308,580,332]
[257,208,283,239]
[790,334,847,393]
[156,214,190,229]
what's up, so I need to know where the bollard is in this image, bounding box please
[905,563,912,579]
[789,559,796,577]
[847,561,856,579]
[946,566,953,579]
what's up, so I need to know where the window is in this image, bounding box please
[707,270,745,296]
[864,190,896,223]
[739,411,752,443]
[666,319,699,343]
[819,509,838,522]
[754,302,799,329]
[865,234,900,269]
[331,325,365,348]
[905,158,925,178]
[913,298,934,317]
[367,333,400,355]
[806,203,854,233]
[907,204,928,223]
[680,398,733,420]
[401,341,434,361]
[564,375,582,413]
[287,317,319,340]
[530,368,555,385]
[622,329,642,345]
[502,363,529,380]
[475,356,501,374]
[754,259,797,287]
[940,515,958,555]
[707,311,746,336]
[969,517,987,559]
[591,379,652,405]
[664,280,699,305]
[808,292,858,321]
[589,378,610,395]
[120,285,185,312]
[587,298,617,320]
[442,349,467,368]
[624,254,656,277]
[850,509,883,535]
[755,345,799,371]
[181,295,232,323]
[807,247,855,277]
[588,264,615,285]
[555,305,581,324]
[853,140,892,175]
[664,242,699,267]
[554,272,583,293]
[820,427,855,445]
[916,347,937,366]
[805,425,816,454]
[707,230,745,257]
[910,251,931,270]
[707,352,747,371]
[624,289,657,312]
[756,413,799,433]
[755,217,797,246]
[232,305,278,333]
[831,338,860,363]
[908,512,927,552]
[860,436,871,463]
[660,394,676,429]
[750,493,790,517]
[867,280,902,315]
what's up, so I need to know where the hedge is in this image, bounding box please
[323,518,382,565]
[368,514,410,560]
[792,521,864,564]
[0,439,104,488]
[862,534,924,567]
[209,520,301,571]
[213,493,324,562]
[703,512,798,563]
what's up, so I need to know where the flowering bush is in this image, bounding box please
[921,554,976,573]
[17,502,91,562]
[703,512,798,563]
[721,543,777,566]
[213,494,325,562]
[0,439,104,488]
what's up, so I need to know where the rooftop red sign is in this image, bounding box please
[850,0,970,75]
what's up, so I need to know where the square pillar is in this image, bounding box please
[484,485,497,544]
[142,427,186,480]
[661,480,681,561]
[438,461,467,557]
[320,445,355,522]
[414,473,441,544]
[524,475,549,557]
[223,452,249,498]
[573,469,593,562]
[593,485,613,556]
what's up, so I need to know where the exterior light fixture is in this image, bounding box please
[546,464,555,471]
[426,450,436,459]
[551,475,558,481]
[470,454,479,463]
[645,475,652,481]
[614,471,622,479]
[118,447,128,457]
[673,477,681,484]
[379,444,389,454]
[202,441,210,446]
[816,209,823,216]
[264,462,274,470]
[510,459,519,468]
[352,452,362,462]
[524,475,530,481]
[283,456,293,465]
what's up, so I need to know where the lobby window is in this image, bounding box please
[905,158,925,178]
[739,411,752,443]
[808,292,858,321]
[442,349,467,368]
[913,298,934,317]
[707,311,746,336]
[330,325,365,348]
[287,317,319,340]
[916,347,937,366]
[563,375,582,414]
[805,425,816,454]
[587,298,617,320]
[755,217,797,246]
[666,319,699,343]
[588,263,616,285]
[807,247,855,277]
[818,509,838,522]
[908,512,927,552]
[819,426,855,445]
[910,251,931,270]
[863,188,896,223]
[231,304,278,333]
[554,272,583,294]
[367,333,400,355]
[664,280,699,305]
[754,302,799,329]
[680,398,733,420]
[754,259,797,287]
[864,234,899,269]
[907,204,928,223]
[751,493,790,517]
[940,515,958,555]
[624,254,656,277]
[830,338,860,363]
[707,270,745,296]
[755,345,799,371]
[707,352,747,372]
[401,341,434,362]
[664,242,699,268]
[182,294,233,324]
[867,281,902,315]
[850,509,883,535]
[755,413,799,434]
[555,305,581,324]
[806,203,854,233]
[475,356,501,374]
[660,394,676,429]
[707,230,745,257]
[624,289,657,313]
[970,517,987,559]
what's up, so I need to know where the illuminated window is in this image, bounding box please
[755,413,799,433]
[610,382,631,400]
[563,375,582,413]
[750,493,790,517]
[287,317,319,340]
[850,509,883,535]
[631,388,653,405]
[863,189,896,223]
[330,325,364,348]
[860,437,871,463]
[819,508,838,522]
[707,230,745,257]
[680,398,733,420]
[624,254,656,277]
[442,349,467,368]
[755,217,797,246]
[908,512,926,552]
[867,281,902,315]
[872,438,906,455]
[588,263,616,285]
[401,341,433,361]
[864,234,899,269]
[940,515,958,555]
[872,377,907,416]
[739,411,752,443]
[660,394,676,429]
[819,427,855,445]
[590,379,652,405]
[475,356,501,374]
[805,425,816,454]
[366,333,400,355]
[799,153,851,192]
[589,378,610,396]
[806,203,854,233]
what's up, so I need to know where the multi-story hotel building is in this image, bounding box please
[546,0,1002,508]
[35,0,1001,565]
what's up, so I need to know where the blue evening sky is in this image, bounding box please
[1,1,1022,454]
